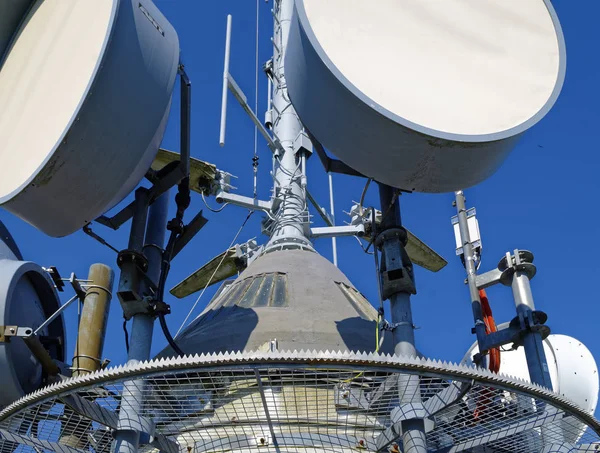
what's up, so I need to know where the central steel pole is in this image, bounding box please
[115,193,169,453]
[265,0,312,252]
[377,183,427,453]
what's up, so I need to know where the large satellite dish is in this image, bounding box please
[286,0,566,192]
[0,0,179,237]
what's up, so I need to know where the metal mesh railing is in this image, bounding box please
[0,352,598,453]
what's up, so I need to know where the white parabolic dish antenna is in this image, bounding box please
[285,0,566,192]
[463,333,599,444]
[0,0,179,237]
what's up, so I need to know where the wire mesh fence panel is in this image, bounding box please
[0,352,598,453]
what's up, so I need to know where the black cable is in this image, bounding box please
[158,311,183,355]
[154,177,191,357]
[123,320,130,353]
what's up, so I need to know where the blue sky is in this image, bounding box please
[1,0,598,411]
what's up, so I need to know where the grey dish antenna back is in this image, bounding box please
[0,0,180,237]
[285,0,566,192]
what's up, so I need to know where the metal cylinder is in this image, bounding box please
[377,184,427,453]
[389,292,417,357]
[454,191,487,345]
[115,193,168,453]
[72,264,114,377]
[509,269,553,389]
[265,0,312,251]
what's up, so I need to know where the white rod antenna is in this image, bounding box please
[219,14,233,147]
[328,172,338,267]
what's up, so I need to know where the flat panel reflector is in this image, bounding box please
[286,0,565,192]
[0,0,179,236]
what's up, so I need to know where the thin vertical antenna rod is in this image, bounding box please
[219,15,233,147]
[328,172,338,267]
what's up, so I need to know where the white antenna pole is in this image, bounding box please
[328,172,338,266]
[264,0,312,251]
[219,15,232,147]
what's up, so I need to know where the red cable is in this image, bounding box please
[474,289,500,421]
[480,289,500,373]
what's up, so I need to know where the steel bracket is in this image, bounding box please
[474,268,503,290]
[475,310,550,355]
[0,326,59,375]
[0,325,33,342]
[118,293,156,321]
[95,67,192,231]
[378,233,416,297]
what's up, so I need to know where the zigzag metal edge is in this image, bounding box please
[0,350,599,438]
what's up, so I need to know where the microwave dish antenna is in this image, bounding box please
[285,0,566,192]
[0,0,180,237]
[0,220,66,409]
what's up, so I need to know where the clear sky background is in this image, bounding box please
[1,0,598,413]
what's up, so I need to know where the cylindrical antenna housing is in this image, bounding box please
[72,264,114,377]
[0,0,179,236]
[286,0,566,192]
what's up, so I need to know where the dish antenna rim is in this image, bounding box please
[293,0,567,144]
[0,0,120,204]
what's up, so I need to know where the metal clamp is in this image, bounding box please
[117,250,149,273]
[383,321,414,332]
[498,249,537,285]
[0,326,59,376]
[0,325,34,342]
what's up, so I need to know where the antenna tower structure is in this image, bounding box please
[0,3,599,453]
[264,0,312,252]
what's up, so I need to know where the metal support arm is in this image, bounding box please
[310,224,365,239]
[215,190,272,212]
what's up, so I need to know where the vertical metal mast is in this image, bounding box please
[377,184,427,453]
[114,194,169,453]
[454,191,487,346]
[264,0,312,252]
